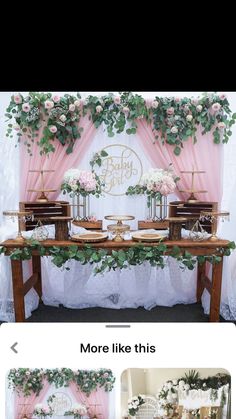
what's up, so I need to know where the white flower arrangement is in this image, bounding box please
[128,394,145,416]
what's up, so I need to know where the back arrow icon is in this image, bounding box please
[11,342,18,353]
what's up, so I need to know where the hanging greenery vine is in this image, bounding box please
[5,92,236,156]
[8,368,115,397]
[1,240,235,274]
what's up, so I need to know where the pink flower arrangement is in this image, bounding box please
[62,168,102,196]
[141,167,177,196]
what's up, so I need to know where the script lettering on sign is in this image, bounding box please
[97,144,143,196]
[49,392,72,415]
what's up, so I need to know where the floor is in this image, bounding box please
[23,302,228,323]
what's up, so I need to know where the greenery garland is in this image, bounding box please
[8,368,115,397]
[1,241,235,274]
[157,370,230,410]
[5,92,236,156]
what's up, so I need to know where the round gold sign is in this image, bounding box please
[96,144,143,196]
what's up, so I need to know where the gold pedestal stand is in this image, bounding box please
[179,168,207,202]
[105,215,135,242]
[3,210,34,242]
[200,210,230,241]
[28,169,56,202]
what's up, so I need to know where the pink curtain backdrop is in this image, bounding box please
[20,116,97,201]
[69,381,109,419]
[136,120,223,204]
[14,379,50,419]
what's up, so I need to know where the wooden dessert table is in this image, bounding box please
[0,238,230,322]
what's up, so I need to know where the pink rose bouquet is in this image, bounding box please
[61,168,103,197]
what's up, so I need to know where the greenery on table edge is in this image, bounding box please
[5,92,236,156]
[8,368,115,397]
[158,370,230,408]
[1,240,235,275]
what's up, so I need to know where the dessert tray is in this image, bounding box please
[70,232,108,243]
[132,232,166,242]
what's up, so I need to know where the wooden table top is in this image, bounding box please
[1,238,230,249]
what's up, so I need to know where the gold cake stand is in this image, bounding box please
[200,210,230,241]
[105,215,135,242]
[3,210,34,242]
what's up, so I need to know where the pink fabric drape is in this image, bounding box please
[69,381,109,419]
[136,120,223,204]
[14,379,50,419]
[20,116,97,201]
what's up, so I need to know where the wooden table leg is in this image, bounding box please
[11,259,25,322]
[32,254,42,300]
[209,259,223,322]
[197,261,206,302]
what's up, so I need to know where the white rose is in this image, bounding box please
[196,104,202,112]
[184,384,190,390]
[122,106,129,115]
[217,121,226,129]
[171,126,178,134]
[178,380,185,387]
[152,100,159,109]
[172,380,178,385]
[96,105,103,113]
[60,114,66,122]
[74,99,81,107]
[167,382,173,389]
[69,104,75,112]
[186,114,193,122]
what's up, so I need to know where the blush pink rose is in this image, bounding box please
[175,97,181,102]
[212,102,221,112]
[13,94,22,104]
[49,125,57,133]
[52,95,60,103]
[22,103,31,112]
[114,96,121,105]
[219,94,227,100]
[45,100,54,110]
[167,107,174,115]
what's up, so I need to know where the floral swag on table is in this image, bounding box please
[32,402,54,417]
[64,403,87,418]
[5,92,236,156]
[156,370,230,418]
[126,165,179,220]
[8,368,115,397]
[127,394,145,416]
